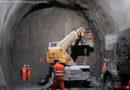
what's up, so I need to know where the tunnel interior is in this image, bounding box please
[0,0,120,89]
[11,2,103,81]
[12,6,89,81]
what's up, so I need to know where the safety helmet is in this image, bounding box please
[104,58,107,61]
[27,65,30,67]
[54,57,59,62]
[24,64,26,67]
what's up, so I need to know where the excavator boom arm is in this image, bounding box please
[45,27,87,65]
[58,28,85,50]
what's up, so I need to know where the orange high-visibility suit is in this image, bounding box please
[52,62,65,90]
[89,39,93,43]
[22,66,27,81]
[27,67,31,81]
[102,61,107,72]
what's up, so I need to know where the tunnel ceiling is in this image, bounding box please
[0,0,126,87]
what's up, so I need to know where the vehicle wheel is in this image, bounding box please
[103,75,114,90]
[114,36,130,73]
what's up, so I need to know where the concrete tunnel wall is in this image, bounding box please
[12,7,88,81]
[0,0,130,87]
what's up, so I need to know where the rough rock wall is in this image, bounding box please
[0,0,114,86]
[12,7,88,81]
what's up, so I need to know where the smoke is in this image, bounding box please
[106,0,130,31]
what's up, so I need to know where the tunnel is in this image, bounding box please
[0,0,129,89]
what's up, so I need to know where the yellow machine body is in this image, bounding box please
[45,27,85,65]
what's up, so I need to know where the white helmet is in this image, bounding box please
[27,65,30,67]
[104,58,107,61]
[24,64,26,67]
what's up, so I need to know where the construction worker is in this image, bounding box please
[52,57,65,90]
[88,30,92,38]
[102,60,107,72]
[21,64,27,81]
[102,58,110,72]
[89,39,93,43]
[27,65,31,81]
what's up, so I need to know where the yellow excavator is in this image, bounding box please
[41,27,94,87]
[44,27,94,65]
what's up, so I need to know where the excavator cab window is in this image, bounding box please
[49,42,58,47]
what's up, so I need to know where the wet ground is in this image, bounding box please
[6,80,102,90]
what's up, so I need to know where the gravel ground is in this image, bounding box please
[6,80,103,90]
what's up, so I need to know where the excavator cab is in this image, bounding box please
[48,42,58,47]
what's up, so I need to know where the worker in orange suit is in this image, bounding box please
[102,58,110,72]
[27,65,31,81]
[52,57,65,90]
[22,64,27,81]
[102,61,107,72]
[89,39,93,43]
